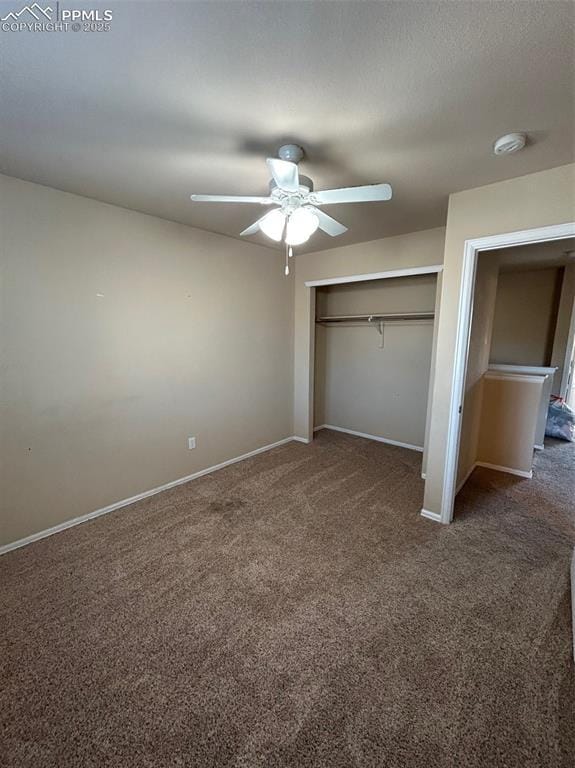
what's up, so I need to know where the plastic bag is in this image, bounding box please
[545,397,575,442]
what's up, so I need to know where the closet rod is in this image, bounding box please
[316,311,434,324]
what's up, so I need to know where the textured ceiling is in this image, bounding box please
[1,0,574,252]
[495,239,575,271]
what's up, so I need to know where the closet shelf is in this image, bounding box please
[316,311,435,324]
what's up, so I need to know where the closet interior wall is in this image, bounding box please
[314,274,437,451]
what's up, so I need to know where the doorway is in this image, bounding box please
[443,223,575,523]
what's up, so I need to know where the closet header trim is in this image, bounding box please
[305,264,443,288]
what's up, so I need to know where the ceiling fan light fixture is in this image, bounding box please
[285,207,319,246]
[190,146,391,271]
[259,209,286,241]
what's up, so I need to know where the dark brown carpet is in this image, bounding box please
[1,430,574,767]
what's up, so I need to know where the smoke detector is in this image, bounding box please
[493,133,527,156]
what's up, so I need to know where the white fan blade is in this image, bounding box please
[313,183,392,205]
[307,206,348,237]
[240,218,265,237]
[191,194,273,204]
[239,209,285,239]
[266,158,299,192]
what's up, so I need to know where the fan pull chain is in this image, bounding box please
[284,242,290,276]
[288,246,293,258]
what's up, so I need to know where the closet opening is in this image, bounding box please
[310,267,442,476]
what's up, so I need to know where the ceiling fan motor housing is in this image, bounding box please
[269,175,314,195]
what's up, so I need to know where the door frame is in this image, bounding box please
[560,292,575,405]
[441,221,575,524]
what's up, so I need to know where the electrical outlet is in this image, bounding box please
[188,436,196,450]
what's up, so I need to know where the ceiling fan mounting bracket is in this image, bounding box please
[278,144,304,164]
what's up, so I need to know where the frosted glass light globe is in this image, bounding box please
[259,209,286,241]
[285,208,319,246]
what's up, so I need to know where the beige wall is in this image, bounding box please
[490,267,560,367]
[314,275,436,447]
[424,163,575,519]
[477,374,543,474]
[0,175,294,546]
[293,227,447,445]
[456,257,499,488]
[316,273,437,317]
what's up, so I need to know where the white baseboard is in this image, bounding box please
[476,461,532,479]
[534,444,544,451]
[292,436,312,444]
[0,436,297,557]
[456,459,534,493]
[314,424,424,453]
[422,456,532,522]
[420,508,443,523]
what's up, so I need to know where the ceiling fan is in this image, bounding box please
[190,144,392,274]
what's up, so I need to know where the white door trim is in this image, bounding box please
[441,221,575,524]
[560,292,575,401]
